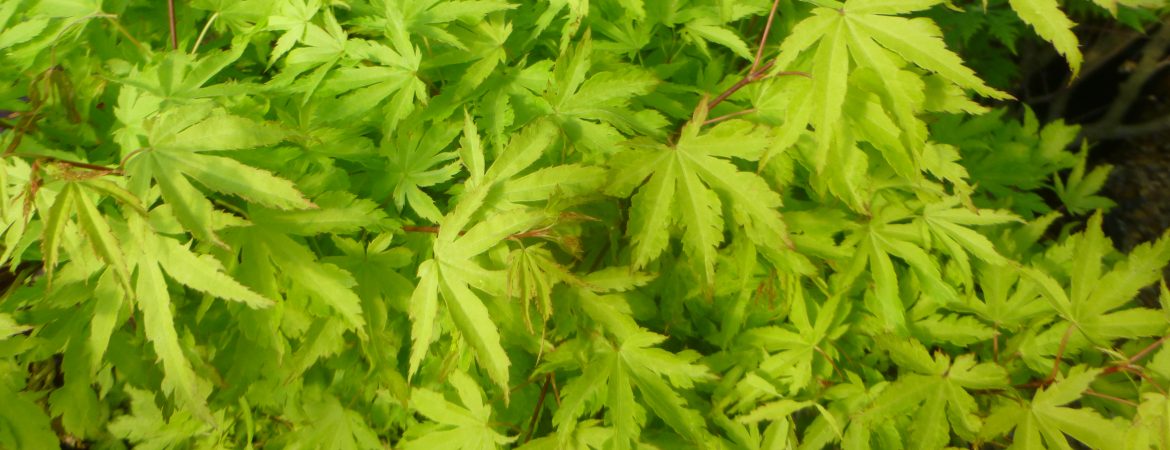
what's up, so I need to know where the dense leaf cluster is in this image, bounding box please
[1,0,1168,448]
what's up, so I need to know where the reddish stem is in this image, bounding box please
[167,0,178,50]
[524,374,553,443]
[752,0,784,75]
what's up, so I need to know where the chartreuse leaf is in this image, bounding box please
[71,183,133,291]
[279,387,383,450]
[608,118,787,287]
[155,235,273,309]
[740,284,844,395]
[545,33,667,158]
[554,330,712,449]
[400,371,515,449]
[921,199,1020,286]
[772,0,1008,167]
[133,218,211,422]
[1054,146,1115,215]
[250,192,387,236]
[1007,0,1082,77]
[39,182,75,286]
[408,121,560,392]
[984,367,1125,450]
[379,116,462,222]
[0,385,60,450]
[858,340,1007,448]
[107,387,214,449]
[134,105,313,244]
[1029,213,1170,344]
[256,230,366,333]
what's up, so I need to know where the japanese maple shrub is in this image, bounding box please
[0,0,1168,448]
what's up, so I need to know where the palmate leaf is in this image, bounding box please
[1006,0,1082,76]
[248,229,367,333]
[319,39,427,127]
[608,118,787,287]
[36,179,134,292]
[921,199,1020,287]
[741,288,845,395]
[983,367,1126,450]
[772,0,1009,166]
[544,33,667,158]
[857,340,1008,448]
[266,7,347,101]
[133,219,211,422]
[132,105,312,244]
[401,371,515,450]
[1027,213,1170,346]
[375,116,462,222]
[1054,147,1115,215]
[279,387,383,450]
[553,330,712,449]
[107,387,215,450]
[407,120,559,392]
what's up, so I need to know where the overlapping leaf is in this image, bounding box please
[608,117,788,286]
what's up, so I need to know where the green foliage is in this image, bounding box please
[0,0,1167,448]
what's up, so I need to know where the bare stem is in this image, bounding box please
[524,374,553,443]
[751,0,784,75]
[703,108,757,125]
[101,16,149,53]
[1084,389,1139,407]
[191,12,218,55]
[167,0,178,50]
[1046,324,1077,383]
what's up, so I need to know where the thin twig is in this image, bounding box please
[402,225,441,234]
[167,0,178,50]
[707,60,775,111]
[1083,389,1139,407]
[814,346,844,381]
[101,16,149,53]
[751,0,784,75]
[402,224,552,240]
[524,374,553,443]
[1104,335,1170,374]
[703,109,756,125]
[1046,324,1077,383]
[191,12,218,55]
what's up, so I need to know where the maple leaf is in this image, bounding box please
[128,104,313,245]
[982,367,1126,450]
[740,285,846,395]
[772,0,1010,168]
[379,0,516,49]
[400,371,515,450]
[858,339,1008,448]
[541,33,668,159]
[1007,0,1082,76]
[920,198,1020,287]
[1026,213,1170,346]
[370,116,462,222]
[553,330,712,449]
[839,196,959,331]
[107,387,216,450]
[318,38,427,128]
[278,387,384,450]
[607,116,788,287]
[1053,146,1115,215]
[408,120,559,392]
